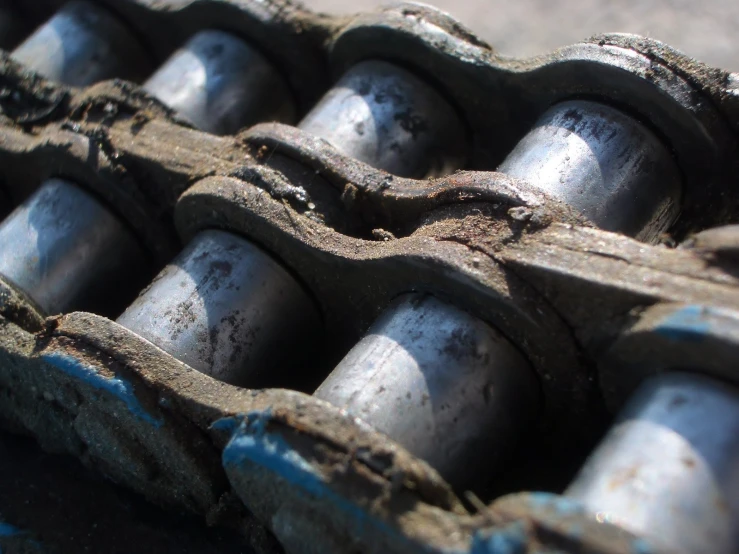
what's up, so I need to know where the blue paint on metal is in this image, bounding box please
[655,305,711,342]
[42,352,162,428]
[0,522,27,554]
[0,523,21,537]
[566,524,583,540]
[210,416,244,436]
[528,492,583,516]
[223,413,323,487]
[470,522,527,554]
[631,537,656,554]
[223,410,462,554]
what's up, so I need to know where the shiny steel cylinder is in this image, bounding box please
[314,294,539,488]
[298,60,467,178]
[0,178,146,316]
[143,30,295,135]
[566,372,739,554]
[498,100,682,240]
[11,1,149,86]
[117,230,322,387]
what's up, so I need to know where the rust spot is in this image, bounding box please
[608,464,641,491]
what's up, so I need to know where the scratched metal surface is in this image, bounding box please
[309,0,739,71]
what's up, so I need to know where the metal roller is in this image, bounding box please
[498,100,682,241]
[0,178,146,316]
[11,0,149,86]
[566,372,739,554]
[314,294,538,488]
[143,29,295,135]
[299,60,467,178]
[116,230,322,387]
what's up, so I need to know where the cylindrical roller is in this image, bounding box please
[143,30,295,135]
[0,4,26,50]
[0,178,147,316]
[315,294,539,488]
[566,372,739,554]
[11,0,149,86]
[298,60,467,178]
[117,229,323,387]
[498,100,682,240]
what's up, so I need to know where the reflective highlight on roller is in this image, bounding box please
[299,60,467,177]
[315,294,538,487]
[11,1,149,86]
[0,178,146,315]
[566,372,739,554]
[117,230,322,387]
[143,30,295,135]
[499,100,682,241]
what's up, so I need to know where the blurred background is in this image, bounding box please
[309,0,739,71]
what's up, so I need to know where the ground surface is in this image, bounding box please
[309,0,739,71]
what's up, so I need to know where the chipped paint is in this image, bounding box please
[470,522,527,554]
[528,492,583,516]
[223,410,461,554]
[655,305,710,342]
[42,352,162,428]
[630,537,656,554]
[0,523,21,537]
[210,416,244,436]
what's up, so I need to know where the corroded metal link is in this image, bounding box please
[0,2,737,554]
